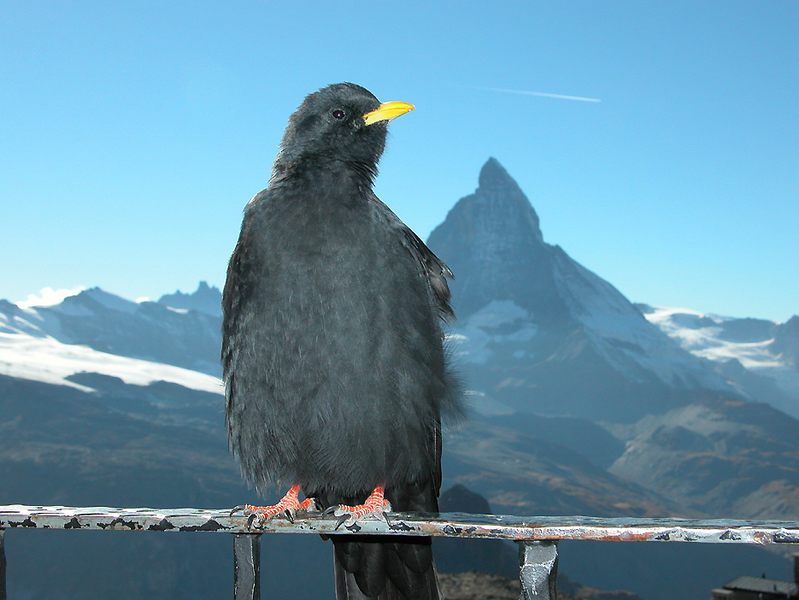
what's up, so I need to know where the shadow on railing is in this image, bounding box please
[2,504,798,599]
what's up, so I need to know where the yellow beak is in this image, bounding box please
[362,101,415,126]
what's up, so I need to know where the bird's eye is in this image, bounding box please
[332,109,346,120]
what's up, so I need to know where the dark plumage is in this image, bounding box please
[222,83,459,599]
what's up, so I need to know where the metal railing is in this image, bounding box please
[1,504,798,599]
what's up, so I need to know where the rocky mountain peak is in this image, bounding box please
[427,158,556,318]
[158,281,222,317]
[428,158,731,414]
[472,157,543,243]
[479,156,519,188]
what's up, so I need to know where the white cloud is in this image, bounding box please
[135,296,152,303]
[480,86,601,103]
[16,286,85,309]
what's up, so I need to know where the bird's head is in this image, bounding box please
[272,83,414,181]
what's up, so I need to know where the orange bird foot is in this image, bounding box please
[230,484,319,527]
[323,485,392,529]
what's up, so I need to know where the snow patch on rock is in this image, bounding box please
[448,300,538,365]
[0,331,222,395]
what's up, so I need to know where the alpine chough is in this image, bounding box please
[223,83,459,599]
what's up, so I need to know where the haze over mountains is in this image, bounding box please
[2,158,797,599]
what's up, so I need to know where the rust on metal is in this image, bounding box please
[1,505,798,545]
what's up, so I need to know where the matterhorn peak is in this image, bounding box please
[476,158,543,243]
[433,158,544,247]
[478,157,519,191]
[427,158,551,317]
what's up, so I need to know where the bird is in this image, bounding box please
[222,82,460,599]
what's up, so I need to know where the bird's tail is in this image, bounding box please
[333,536,441,600]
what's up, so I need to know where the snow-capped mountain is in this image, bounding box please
[3,158,798,600]
[0,283,224,399]
[0,283,686,600]
[0,331,221,394]
[429,158,734,420]
[640,304,799,417]
[427,159,799,522]
[0,284,223,382]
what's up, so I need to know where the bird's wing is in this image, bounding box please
[221,191,266,377]
[221,204,261,434]
[367,194,452,498]
[221,239,242,432]
[368,194,454,322]
[221,239,242,376]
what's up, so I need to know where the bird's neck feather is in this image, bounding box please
[271,152,377,189]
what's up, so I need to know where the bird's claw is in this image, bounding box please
[335,514,351,531]
[246,510,277,530]
[327,499,393,530]
[233,494,321,529]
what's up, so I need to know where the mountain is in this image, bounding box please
[0,289,685,598]
[428,158,733,422]
[774,316,799,368]
[0,286,222,376]
[0,276,684,520]
[0,289,681,517]
[158,281,222,317]
[607,396,799,518]
[3,158,797,600]
[0,323,220,396]
[428,158,799,519]
[640,305,799,418]
[444,418,682,518]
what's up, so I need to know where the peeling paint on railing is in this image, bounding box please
[3,505,798,600]
[2,505,798,544]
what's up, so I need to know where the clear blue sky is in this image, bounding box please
[1,1,797,321]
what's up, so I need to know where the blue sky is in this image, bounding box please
[1,1,797,321]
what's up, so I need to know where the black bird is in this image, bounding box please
[222,83,459,599]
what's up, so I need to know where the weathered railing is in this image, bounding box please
[1,504,798,599]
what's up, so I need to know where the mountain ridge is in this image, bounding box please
[428,158,799,522]
[2,157,798,600]
[429,159,738,421]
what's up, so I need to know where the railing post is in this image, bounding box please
[1,530,6,600]
[518,540,558,600]
[233,534,260,600]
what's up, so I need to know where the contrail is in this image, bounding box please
[480,86,601,103]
